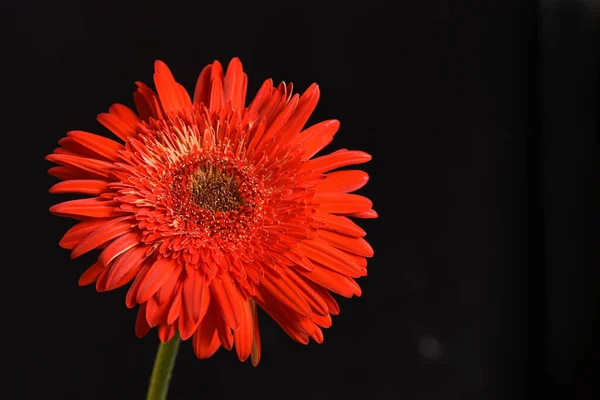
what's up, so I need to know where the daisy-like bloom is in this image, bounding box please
[47,58,376,365]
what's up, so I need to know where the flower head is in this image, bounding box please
[48,58,376,365]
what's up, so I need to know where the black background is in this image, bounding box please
[2,0,599,399]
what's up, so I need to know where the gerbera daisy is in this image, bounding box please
[47,58,376,366]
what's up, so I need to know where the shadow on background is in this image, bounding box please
[541,0,600,397]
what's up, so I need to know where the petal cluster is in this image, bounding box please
[48,58,376,365]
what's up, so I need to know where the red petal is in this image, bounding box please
[280,83,320,137]
[300,238,362,277]
[317,230,374,257]
[110,104,141,130]
[71,216,134,258]
[310,327,324,344]
[158,323,177,343]
[312,313,332,329]
[48,166,83,180]
[312,212,366,237]
[249,299,261,367]
[215,309,234,350]
[105,245,148,290]
[50,198,125,219]
[295,244,364,278]
[305,149,371,173]
[253,293,311,345]
[49,180,109,196]
[284,250,315,272]
[247,79,273,118]
[167,292,182,325]
[59,218,112,249]
[153,61,191,115]
[313,193,372,214]
[193,64,212,106]
[45,154,114,179]
[285,270,328,316]
[245,120,267,157]
[257,82,288,125]
[78,262,104,286]
[306,281,340,315]
[95,266,111,292]
[296,264,359,298]
[259,94,299,149]
[208,61,225,111]
[135,304,151,338]
[136,258,178,303]
[233,297,253,362]
[296,120,339,159]
[178,300,201,341]
[97,104,140,141]
[67,130,123,161]
[316,170,369,193]
[347,209,378,219]
[183,269,209,324]
[98,231,142,266]
[192,305,221,359]
[210,272,242,331]
[157,267,182,305]
[146,295,170,327]
[57,137,109,161]
[125,262,152,308]
[345,252,368,269]
[224,57,247,109]
[134,82,162,121]
[258,269,312,316]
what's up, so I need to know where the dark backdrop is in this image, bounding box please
[2,0,599,399]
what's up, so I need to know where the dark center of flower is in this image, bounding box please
[189,164,244,212]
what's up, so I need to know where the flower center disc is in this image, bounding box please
[190,165,244,213]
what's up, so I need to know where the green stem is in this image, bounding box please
[146,334,181,400]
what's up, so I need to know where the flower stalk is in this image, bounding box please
[146,334,181,400]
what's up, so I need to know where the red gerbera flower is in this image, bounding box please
[47,58,376,365]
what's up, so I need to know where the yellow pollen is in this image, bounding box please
[189,164,244,212]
